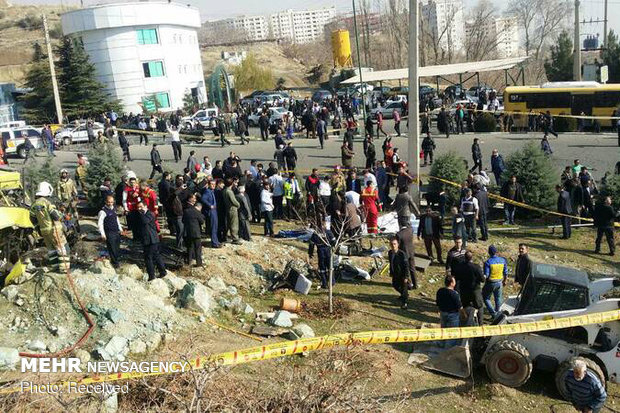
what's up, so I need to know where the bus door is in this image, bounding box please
[571,94,593,127]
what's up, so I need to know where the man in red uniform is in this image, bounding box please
[361,180,380,234]
[141,181,160,233]
[123,175,142,240]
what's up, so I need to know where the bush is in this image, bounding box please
[429,151,468,207]
[17,15,43,31]
[554,114,577,132]
[22,156,60,201]
[84,143,125,207]
[474,112,497,132]
[600,174,620,211]
[503,142,557,212]
[49,22,63,39]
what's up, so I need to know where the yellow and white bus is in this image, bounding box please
[504,81,620,127]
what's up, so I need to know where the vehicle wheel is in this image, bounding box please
[555,357,606,401]
[63,137,71,146]
[485,340,533,387]
[17,145,27,159]
[185,123,193,130]
[196,138,205,144]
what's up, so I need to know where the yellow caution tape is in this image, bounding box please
[2,309,619,395]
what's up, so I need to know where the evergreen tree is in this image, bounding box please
[182,90,197,114]
[544,31,574,81]
[56,37,120,119]
[20,43,57,123]
[503,142,557,212]
[84,143,125,207]
[22,156,60,201]
[233,53,274,92]
[602,30,620,83]
[429,152,468,207]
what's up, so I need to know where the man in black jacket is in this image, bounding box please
[515,243,533,285]
[258,112,269,141]
[283,142,298,171]
[469,138,482,173]
[389,237,410,309]
[417,207,444,264]
[455,251,485,325]
[594,196,617,255]
[365,136,376,169]
[501,175,525,225]
[137,201,166,280]
[556,184,573,239]
[474,184,490,241]
[149,144,163,179]
[183,194,205,266]
[158,172,173,233]
[397,223,417,289]
[236,185,252,241]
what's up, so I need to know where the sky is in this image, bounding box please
[7,0,620,37]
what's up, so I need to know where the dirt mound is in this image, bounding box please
[300,298,352,320]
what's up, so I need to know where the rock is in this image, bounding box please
[1,285,19,302]
[27,340,47,352]
[269,310,293,328]
[162,333,175,344]
[284,330,300,340]
[145,333,162,352]
[487,383,518,399]
[163,273,187,294]
[230,296,244,312]
[207,277,227,293]
[149,278,171,298]
[117,264,144,281]
[251,325,289,337]
[129,340,147,355]
[177,281,214,314]
[243,304,254,315]
[103,391,118,413]
[15,298,24,307]
[0,347,20,370]
[226,286,238,296]
[96,336,128,361]
[218,298,231,308]
[87,303,106,316]
[105,309,124,324]
[292,323,315,339]
[91,260,116,276]
[74,349,91,364]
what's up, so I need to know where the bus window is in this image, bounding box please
[509,94,527,103]
[528,93,571,109]
[594,91,620,107]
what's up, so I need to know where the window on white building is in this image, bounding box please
[137,28,159,45]
[142,61,165,78]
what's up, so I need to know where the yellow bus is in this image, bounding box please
[504,81,620,127]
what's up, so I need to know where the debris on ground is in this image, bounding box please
[299,298,352,320]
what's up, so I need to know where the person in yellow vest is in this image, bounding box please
[482,245,508,319]
[283,172,301,221]
[30,182,70,271]
[57,169,79,225]
[329,166,346,193]
[75,154,88,194]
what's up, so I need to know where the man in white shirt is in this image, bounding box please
[260,181,275,236]
[168,125,182,163]
[269,172,285,219]
[138,118,148,145]
[362,169,377,188]
[97,195,123,268]
[460,188,479,242]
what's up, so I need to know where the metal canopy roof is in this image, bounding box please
[341,56,529,84]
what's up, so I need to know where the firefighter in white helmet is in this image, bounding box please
[30,182,70,271]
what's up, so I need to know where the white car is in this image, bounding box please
[55,122,104,145]
[0,126,44,158]
[430,99,474,120]
[182,108,219,129]
[248,107,293,127]
[387,95,407,103]
[258,94,285,106]
[370,101,405,119]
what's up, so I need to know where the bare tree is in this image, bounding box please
[420,0,460,64]
[465,0,515,61]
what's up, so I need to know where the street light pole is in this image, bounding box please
[352,0,367,127]
[408,0,420,204]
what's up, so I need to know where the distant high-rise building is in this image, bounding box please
[494,16,520,58]
[422,0,465,58]
[207,7,336,44]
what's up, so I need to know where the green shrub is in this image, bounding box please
[600,174,620,211]
[502,142,557,212]
[554,114,577,132]
[474,112,497,132]
[22,156,60,201]
[17,15,43,31]
[429,151,468,207]
[85,143,125,207]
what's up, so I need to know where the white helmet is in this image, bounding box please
[35,181,54,197]
[126,171,137,180]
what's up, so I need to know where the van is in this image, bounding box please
[0,121,26,129]
[0,126,44,159]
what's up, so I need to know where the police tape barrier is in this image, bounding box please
[2,309,619,395]
[402,107,620,121]
[426,175,620,228]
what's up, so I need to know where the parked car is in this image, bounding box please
[54,122,104,146]
[370,101,405,119]
[258,94,285,106]
[444,85,465,99]
[0,126,44,158]
[182,108,220,129]
[387,86,409,97]
[419,85,437,100]
[371,86,392,100]
[0,121,26,129]
[247,107,293,127]
[240,90,266,106]
[387,95,407,103]
[467,84,495,100]
[311,89,333,102]
[430,99,474,120]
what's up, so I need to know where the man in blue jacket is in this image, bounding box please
[490,149,506,186]
[482,245,508,319]
[201,179,221,248]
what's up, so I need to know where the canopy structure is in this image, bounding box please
[341,56,529,85]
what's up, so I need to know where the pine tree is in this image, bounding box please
[544,31,574,81]
[20,43,57,123]
[22,156,60,200]
[56,37,121,119]
[182,90,197,114]
[429,152,468,207]
[84,143,125,207]
[233,53,274,92]
[602,30,620,83]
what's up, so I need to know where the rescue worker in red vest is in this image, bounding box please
[361,180,380,234]
[123,173,142,241]
[140,181,160,233]
[30,182,70,271]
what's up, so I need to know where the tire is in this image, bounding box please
[16,145,26,159]
[185,122,193,130]
[195,138,205,144]
[555,356,606,401]
[63,136,71,146]
[485,340,533,387]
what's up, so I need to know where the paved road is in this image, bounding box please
[16,122,620,183]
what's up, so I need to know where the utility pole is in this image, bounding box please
[603,0,608,48]
[42,14,63,124]
[573,0,581,81]
[352,0,367,127]
[408,0,420,205]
